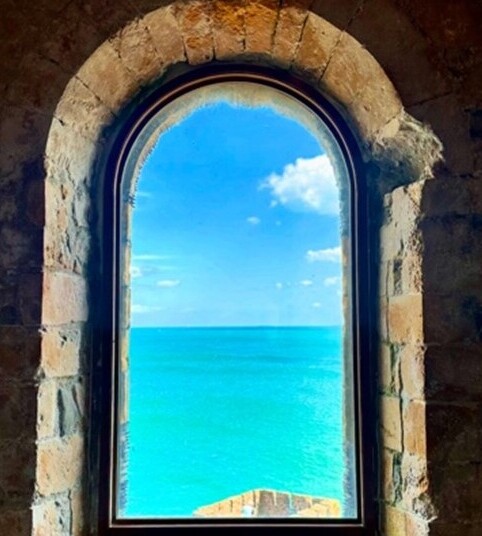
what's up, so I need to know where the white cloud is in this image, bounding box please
[136,191,152,198]
[130,266,142,278]
[312,302,322,309]
[300,279,313,287]
[131,304,163,314]
[275,282,283,289]
[260,155,338,214]
[324,276,341,286]
[247,216,261,225]
[306,246,341,263]
[157,279,181,288]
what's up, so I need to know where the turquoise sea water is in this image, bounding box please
[124,326,345,517]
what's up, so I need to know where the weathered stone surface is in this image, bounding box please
[41,326,84,378]
[37,380,58,440]
[36,435,84,496]
[400,345,425,401]
[174,0,214,65]
[42,272,88,325]
[403,400,426,456]
[33,494,71,536]
[321,31,403,143]
[387,294,423,345]
[272,0,310,66]
[69,486,85,536]
[54,76,114,143]
[381,395,402,451]
[76,40,138,113]
[212,0,245,60]
[244,0,279,57]
[109,19,162,84]
[143,5,186,67]
[57,380,84,437]
[292,12,340,80]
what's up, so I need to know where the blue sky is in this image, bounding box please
[129,102,343,327]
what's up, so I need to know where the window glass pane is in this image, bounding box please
[117,82,357,519]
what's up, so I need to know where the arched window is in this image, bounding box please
[97,65,375,533]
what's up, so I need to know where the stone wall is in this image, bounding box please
[0,1,481,535]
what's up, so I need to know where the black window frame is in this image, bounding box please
[93,63,377,535]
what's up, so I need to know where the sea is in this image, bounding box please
[123,326,346,517]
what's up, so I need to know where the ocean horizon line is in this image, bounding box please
[131,324,342,329]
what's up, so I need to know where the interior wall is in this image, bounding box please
[0,1,481,535]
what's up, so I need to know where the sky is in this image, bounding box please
[129,102,344,327]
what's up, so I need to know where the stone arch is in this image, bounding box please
[37,1,450,534]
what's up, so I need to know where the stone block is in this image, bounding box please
[387,294,423,345]
[109,19,162,84]
[381,505,407,536]
[144,5,186,67]
[41,326,84,378]
[244,0,279,57]
[400,452,429,511]
[380,395,402,451]
[37,380,58,440]
[381,448,397,504]
[403,400,426,456]
[57,380,84,437]
[174,0,214,65]
[293,12,340,81]
[36,435,84,496]
[400,344,425,401]
[76,41,138,113]
[379,343,400,396]
[32,494,71,536]
[320,31,402,143]
[54,76,114,143]
[42,272,88,325]
[70,486,85,536]
[272,0,311,67]
[212,0,245,60]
